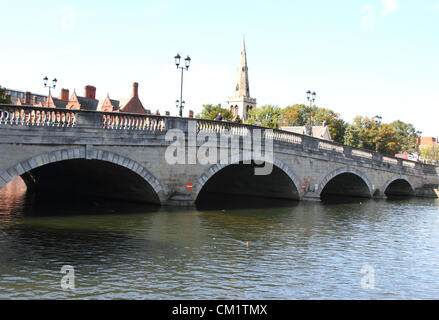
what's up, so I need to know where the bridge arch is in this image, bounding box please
[0,147,165,204]
[382,176,415,197]
[318,166,374,199]
[195,156,303,203]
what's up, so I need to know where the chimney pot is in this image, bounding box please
[132,82,139,97]
[60,88,70,101]
[84,85,96,99]
[25,91,31,105]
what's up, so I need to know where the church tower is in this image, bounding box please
[226,38,257,122]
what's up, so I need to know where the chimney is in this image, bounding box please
[132,82,139,97]
[188,110,194,118]
[165,111,170,116]
[60,88,69,101]
[25,91,31,105]
[84,85,96,99]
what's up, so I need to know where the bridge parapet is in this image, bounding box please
[0,104,77,128]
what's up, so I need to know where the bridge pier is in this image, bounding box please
[372,190,387,199]
[302,192,321,202]
[415,185,439,198]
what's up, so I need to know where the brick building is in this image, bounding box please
[418,137,438,146]
[5,82,151,115]
[5,88,47,106]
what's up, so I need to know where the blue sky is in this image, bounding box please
[1,0,438,136]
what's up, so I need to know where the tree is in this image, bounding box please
[346,116,378,150]
[344,124,361,147]
[196,104,233,121]
[280,104,309,126]
[0,85,12,104]
[233,115,242,124]
[246,105,282,129]
[377,123,400,155]
[419,144,439,161]
[280,104,346,143]
[391,120,419,153]
[344,116,417,155]
[313,107,346,144]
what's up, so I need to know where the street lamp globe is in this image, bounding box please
[185,56,191,69]
[174,54,181,68]
[43,76,48,87]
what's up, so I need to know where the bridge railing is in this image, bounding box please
[0,104,167,132]
[101,112,166,132]
[196,118,303,145]
[0,104,76,127]
[0,104,437,172]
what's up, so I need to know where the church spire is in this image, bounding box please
[235,37,250,98]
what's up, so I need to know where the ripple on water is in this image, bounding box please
[0,194,439,299]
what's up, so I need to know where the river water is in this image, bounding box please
[0,180,438,300]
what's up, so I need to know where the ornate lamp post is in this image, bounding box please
[306,90,316,136]
[373,115,382,152]
[43,76,57,96]
[174,53,191,117]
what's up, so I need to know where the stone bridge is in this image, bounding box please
[0,104,438,207]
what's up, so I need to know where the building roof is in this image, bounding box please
[77,96,98,111]
[97,95,120,112]
[119,82,148,114]
[65,90,98,111]
[44,94,68,109]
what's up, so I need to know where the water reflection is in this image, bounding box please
[0,181,438,299]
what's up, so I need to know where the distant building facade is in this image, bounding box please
[5,88,47,106]
[226,39,257,122]
[418,137,438,147]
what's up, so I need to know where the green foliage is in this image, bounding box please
[391,120,420,153]
[196,102,420,157]
[344,124,361,147]
[420,144,439,161]
[233,115,242,124]
[246,105,282,129]
[196,104,233,121]
[343,116,420,156]
[280,104,309,126]
[280,104,346,143]
[0,85,12,104]
[346,116,378,150]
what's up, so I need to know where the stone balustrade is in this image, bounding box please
[0,105,76,127]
